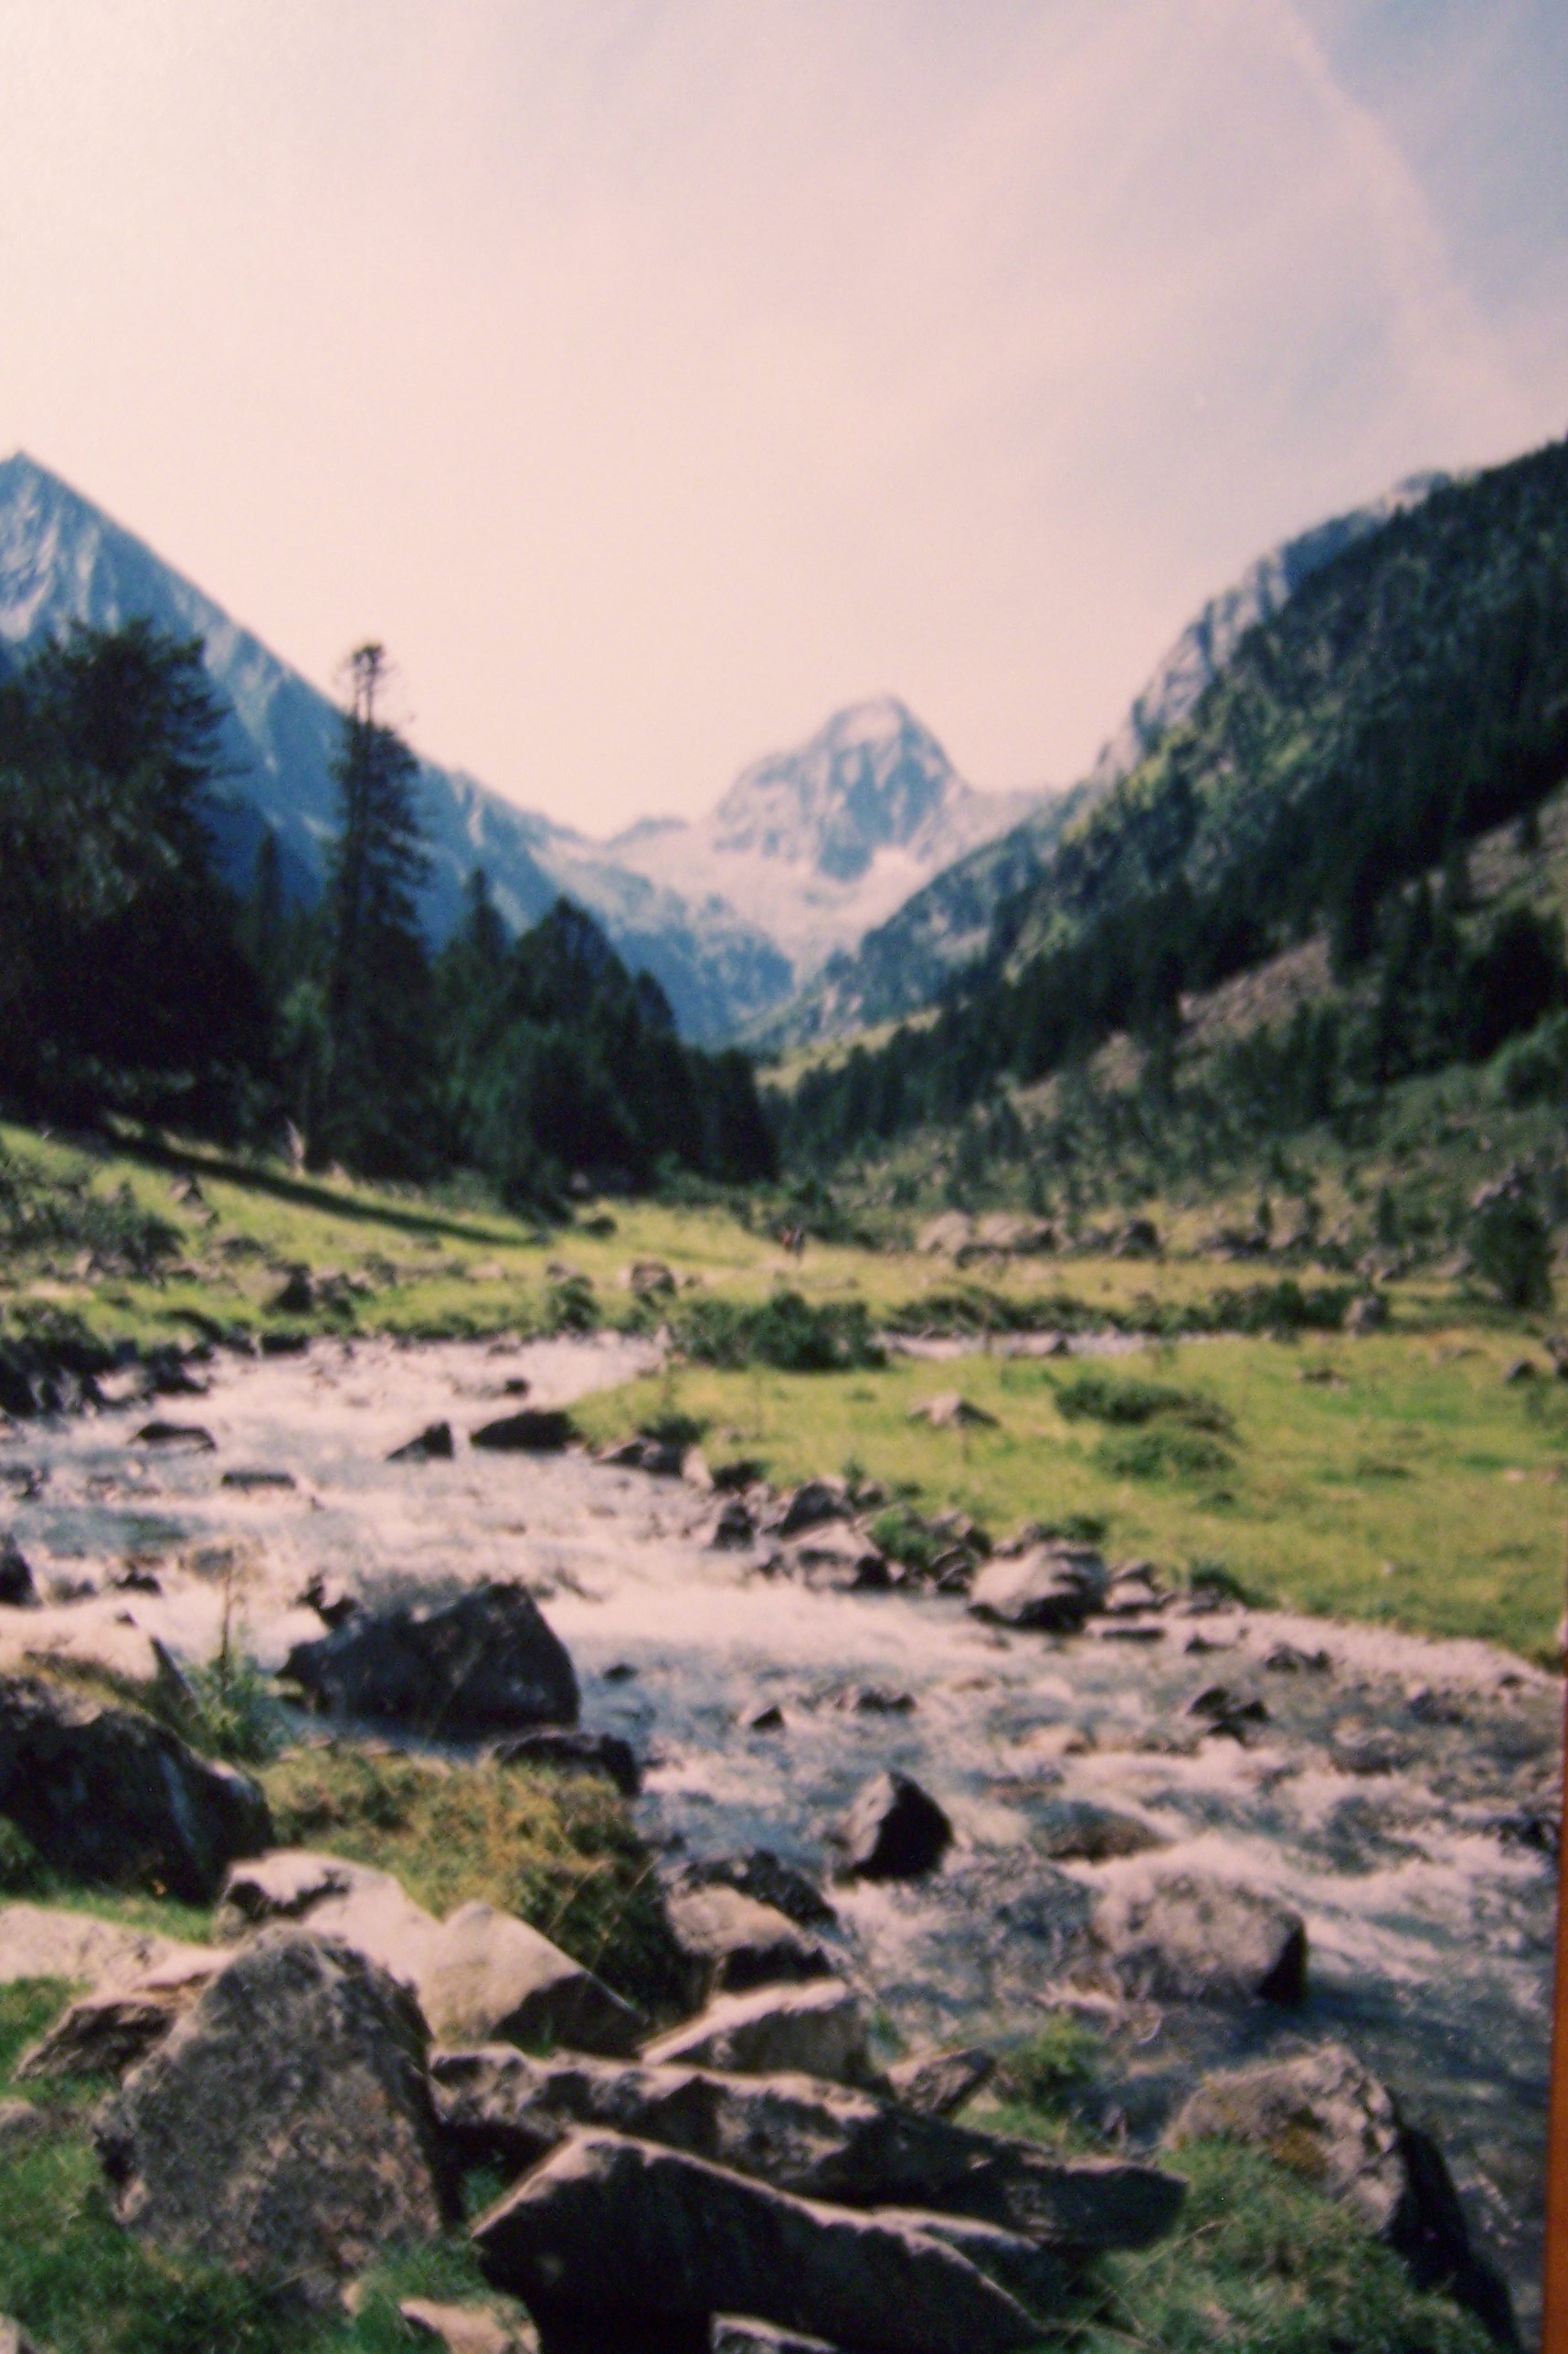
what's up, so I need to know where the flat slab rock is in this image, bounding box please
[642,1979,873,2085]
[471,2128,1043,2354]
[431,2045,1182,2255]
[0,1903,210,1992]
[16,1944,229,2082]
[97,1926,446,2309]
[217,1851,641,2056]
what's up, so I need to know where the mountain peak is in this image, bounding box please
[711,695,962,882]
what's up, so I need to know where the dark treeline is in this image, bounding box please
[781,433,1568,1168]
[0,626,774,1204]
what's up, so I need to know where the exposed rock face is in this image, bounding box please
[492,1727,641,1797]
[835,1774,952,1882]
[663,1883,832,2002]
[0,1673,269,1903]
[969,1547,1109,1633]
[773,1481,850,1539]
[642,1981,872,2085]
[431,2046,1182,2253]
[97,1928,447,2309]
[283,1582,578,1735]
[471,2128,1044,2354]
[1091,1873,1307,2005]
[1167,2042,1518,2347]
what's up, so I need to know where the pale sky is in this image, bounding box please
[4,0,1565,834]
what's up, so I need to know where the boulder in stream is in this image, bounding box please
[470,1409,576,1453]
[283,1580,578,1735]
[834,1773,952,1882]
[97,1926,446,2310]
[1091,1872,1307,2005]
[388,1422,456,1463]
[0,1540,37,1608]
[0,1672,269,1904]
[471,2127,1044,2354]
[968,1546,1108,1633]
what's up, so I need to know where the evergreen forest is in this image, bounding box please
[0,625,775,1204]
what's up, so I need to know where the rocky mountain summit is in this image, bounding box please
[612,700,1046,978]
[757,471,1454,1049]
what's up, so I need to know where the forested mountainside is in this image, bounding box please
[778,432,1568,1201]
[758,472,1449,1051]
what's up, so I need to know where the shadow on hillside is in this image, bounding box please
[122,1132,542,1252]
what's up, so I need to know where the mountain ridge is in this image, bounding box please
[756,469,1457,1052]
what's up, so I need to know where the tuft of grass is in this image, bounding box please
[260,1744,687,2013]
[1095,1426,1234,1481]
[1086,2139,1496,2354]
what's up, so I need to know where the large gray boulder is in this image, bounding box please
[471,2128,1044,2354]
[218,1855,641,2057]
[97,1927,447,2309]
[0,1673,269,1903]
[282,1581,578,1736]
[969,1547,1109,1634]
[430,2045,1183,2253]
[1091,1872,1307,2004]
[1168,2043,1517,2346]
[642,1980,873,2084]
[418,1902,642,2057]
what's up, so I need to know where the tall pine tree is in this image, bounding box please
[319,644,437,1172]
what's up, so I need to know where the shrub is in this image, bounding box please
[1054,1370,1234,1436]
[1469,1173,1553,1311]
[675,1288,885,1372]
[1096,1426,1232,1480]
[637,1410,707,1450]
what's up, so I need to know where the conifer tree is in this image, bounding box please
[319,643,437,1172]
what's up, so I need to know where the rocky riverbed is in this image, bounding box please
[0,1331,1559,2338]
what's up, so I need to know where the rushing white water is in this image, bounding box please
[1,1332,1558,2335]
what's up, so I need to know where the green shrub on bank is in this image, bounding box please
[674,1286,885,1372]
[260,1744,687,2012]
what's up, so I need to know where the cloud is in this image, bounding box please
[0,0,1563,831]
